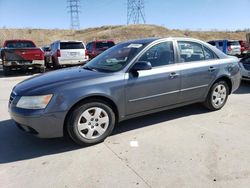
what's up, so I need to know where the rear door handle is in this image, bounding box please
[169,72,179,79]
[208,66,216,72]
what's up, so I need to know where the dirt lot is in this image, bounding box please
[0,25,248,47]
[0,68,250,188]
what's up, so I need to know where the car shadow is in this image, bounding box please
[0,69,38,78]
[0,104,209,164]
[234,81,250,94]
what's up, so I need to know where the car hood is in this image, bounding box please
[14,67,108,95]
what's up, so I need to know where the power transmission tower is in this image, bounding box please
[67,0,81,30]
[127,0,146,25]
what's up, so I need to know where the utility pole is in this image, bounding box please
[67,0,81,30]
[127,0,146,25]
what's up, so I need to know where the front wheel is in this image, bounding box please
[66,101,116,146]
[203,81,229,111]
[3,66,11,76]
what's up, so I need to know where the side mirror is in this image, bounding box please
[131,61,152,71]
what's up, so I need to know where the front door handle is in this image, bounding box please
[208,66,216,72]
[169,72,179,79]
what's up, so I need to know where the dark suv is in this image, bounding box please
[86,40,115,59]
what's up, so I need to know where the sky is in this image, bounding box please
[0,0,250,30]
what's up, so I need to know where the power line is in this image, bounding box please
[127,0,146,25]
[67,0,81,30]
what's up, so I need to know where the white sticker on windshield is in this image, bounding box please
[126,44,143,48]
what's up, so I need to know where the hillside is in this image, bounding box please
[0,24,248,47]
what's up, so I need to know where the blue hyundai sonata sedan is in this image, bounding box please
[9,37,241,145]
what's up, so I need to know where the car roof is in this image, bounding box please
[122,37,228,59]
[121,37,209,45]
[4,39,34,42]
[208,39,239,42]
[89,40,115,43]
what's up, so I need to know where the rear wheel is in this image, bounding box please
[66,101,116,146]
[2,55,11,76]
[52,57,60,69]
[204,81,229,111]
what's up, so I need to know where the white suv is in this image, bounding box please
[50,40,88,68]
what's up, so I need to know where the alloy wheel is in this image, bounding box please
[77,107,109,139]
[212,84,227,108]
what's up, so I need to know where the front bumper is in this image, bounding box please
[9,106,66,138]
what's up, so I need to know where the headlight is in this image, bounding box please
[16,94,53,109]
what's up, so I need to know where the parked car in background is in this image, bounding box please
[42,46,52,68]
[239,56,250,81]
[0,47,2,63]
[9,37,241,146]
[86,40,115,59]
[50,40,88,69]
[1,39,45,76]
[247,33,250,43]
[239,40,250,56]
[208,40,241,56]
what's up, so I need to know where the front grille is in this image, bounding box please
[9,91,17,105]
[243,63,250,71]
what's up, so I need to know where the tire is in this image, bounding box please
[203,80,229,111]
[66,100,116,146]
[39,66,46,73]
[2,55,11,76]
[3,66,11,76]
[52,57,60,69]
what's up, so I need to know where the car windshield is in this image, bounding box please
[83,42,147,72]
[241,57,250,64]
[228,41,240,46]
[60,42,85,49]
[96,42,115,49]
[5,41,36,48]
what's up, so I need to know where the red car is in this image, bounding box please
[86,40,115,59]
[239,40,250,56]
[1,39,45,76]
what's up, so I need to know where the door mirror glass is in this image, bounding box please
[131,61,152,71]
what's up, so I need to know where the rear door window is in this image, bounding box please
[60,42,85,49]
[177,41,205,62]
[203,46,217,60]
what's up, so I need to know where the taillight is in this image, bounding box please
[41,52,45,60]
[56,49,61,57]
[227,46,232,52]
